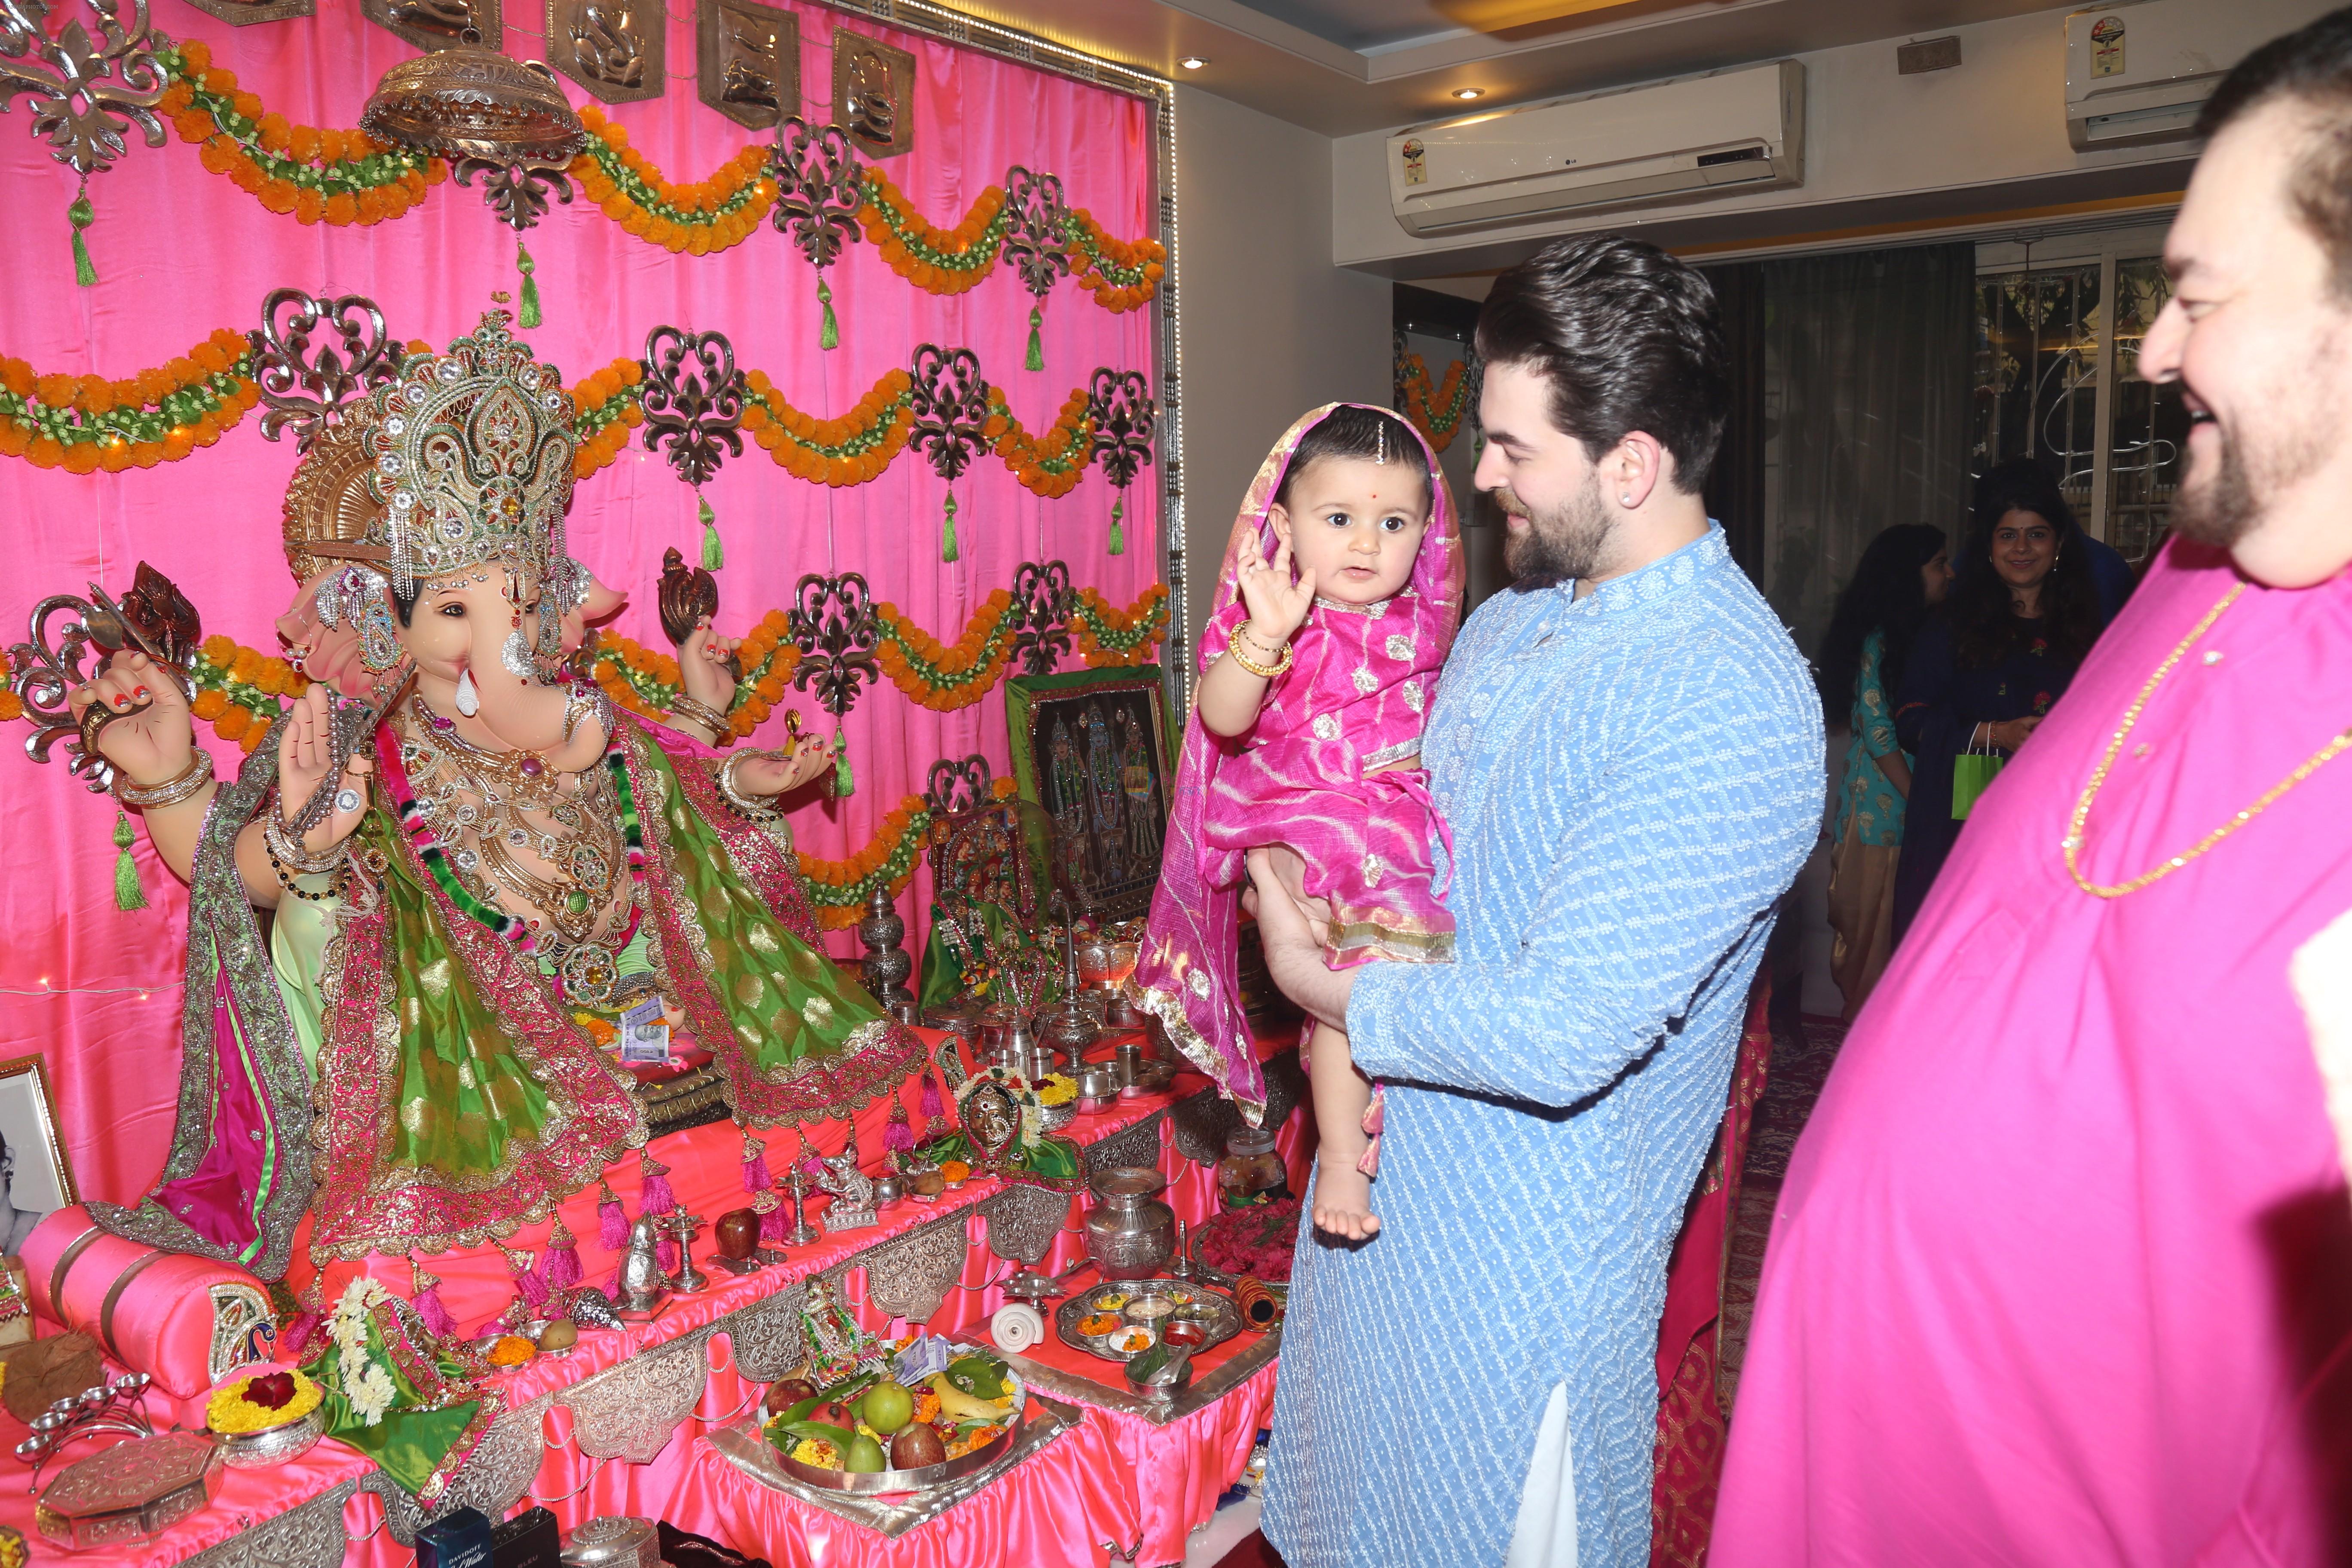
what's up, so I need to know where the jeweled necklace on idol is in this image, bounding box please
[395,689,640,1000]
[2064,582,2352,897]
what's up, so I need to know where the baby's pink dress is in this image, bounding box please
[1134,403,1462,1128]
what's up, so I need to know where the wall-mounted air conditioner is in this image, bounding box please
[2064,0,2245,151]
[1385,60,1804,239]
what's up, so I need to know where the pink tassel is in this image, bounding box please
[741,1130,772,1194]
[640,1151,677,1216]
[499,1242,550,1310]
[919,1071,943,1124]
[597,1177,628,1250]
[410,1259,457,1340]
[542,1216,582,1292]
[884,1099,916,1155]
[658,1236,679,1272]
[761,1207,787,1242]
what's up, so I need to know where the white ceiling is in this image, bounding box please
[958,0,2069,135]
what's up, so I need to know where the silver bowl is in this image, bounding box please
[1038,1096,1078,1133]
[872,1175,907,1207]
[213,1408,325,1469]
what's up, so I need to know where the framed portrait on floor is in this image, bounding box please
[1005,667,1173,920]
[0,1057,74,1256]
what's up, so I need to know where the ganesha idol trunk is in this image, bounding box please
[21,1208,282,1403]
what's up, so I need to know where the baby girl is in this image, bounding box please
[1134,403,1460,1239]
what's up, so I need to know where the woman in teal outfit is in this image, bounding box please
[1817,524,1952,1017]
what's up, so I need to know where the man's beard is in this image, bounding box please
[1498,471,1615,588]
[2171,341,2341,548]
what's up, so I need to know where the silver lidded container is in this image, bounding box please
[562,1515,662,1568]
[1082,1166,1176,1280]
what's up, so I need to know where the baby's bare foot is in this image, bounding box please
[1313,1154,1381,1241]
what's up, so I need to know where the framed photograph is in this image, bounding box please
[1005,666,1173,921]
[0,1056,74,1256]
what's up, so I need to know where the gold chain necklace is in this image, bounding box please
[2064,582,2352,897]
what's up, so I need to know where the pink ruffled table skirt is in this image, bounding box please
[0,1033,1309,1568]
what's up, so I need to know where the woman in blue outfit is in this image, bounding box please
[1890,462,2105,941]
[1818,524,1951,1017]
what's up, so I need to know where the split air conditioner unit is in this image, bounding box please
[1386,60,1804,238]
[2064,0,2245,151]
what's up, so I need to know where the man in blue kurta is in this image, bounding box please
[1253,237,1822,1567]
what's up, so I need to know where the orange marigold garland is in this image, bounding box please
[1065,209,1166,313]
[0,330,260,473]
[860,171,1011,296]
[872,591,1020,711]
[1072,583,1169,667]
[570,358,647,479]
[163,41,445,228]
[570,105,778,257]
[1396,352,1476,453]
[985,387,1093,499]
[742,369,916,487]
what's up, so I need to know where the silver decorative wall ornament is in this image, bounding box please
[696,0,794,130]
[830,28,910,158]
[179,0,311,24]
[360,0,503,54]
[545,0,662,104]
[0,0,167,178]
[251,289,406,447]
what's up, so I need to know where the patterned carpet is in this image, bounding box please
[1717,1015,1848,1406]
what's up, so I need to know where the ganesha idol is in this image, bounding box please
[62,307,926,1284]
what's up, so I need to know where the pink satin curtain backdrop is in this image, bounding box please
[0,0,1160,1209]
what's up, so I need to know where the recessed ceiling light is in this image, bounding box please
[1452,87,1484,100]
[1179,56,1208,70]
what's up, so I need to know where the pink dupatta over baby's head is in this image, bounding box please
[1135,404,1462,1119]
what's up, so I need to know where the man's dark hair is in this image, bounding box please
[1473,234,1728,493]
[1274,404,1430,509]
[2197,6,2352,299]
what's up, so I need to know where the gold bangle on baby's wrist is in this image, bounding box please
[1228,634,1293,680]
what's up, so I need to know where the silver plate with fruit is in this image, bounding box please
[757,1361,1027,1496]
[1054,1277,1243,1363]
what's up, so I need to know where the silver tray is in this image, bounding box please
[754,1369,1027,1496]
[1054,1277,1241,1363]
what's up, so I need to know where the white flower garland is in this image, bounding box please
[327,1277,399,1427]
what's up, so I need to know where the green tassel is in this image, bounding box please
[112,809,147,912]
[941,490,960,564]
[699,491,723,570]
[69,188,96,288]
[517,241,542,329]
[1025,303,1044,372]
[1108,495,1125,557]
[818,276,839,352]
[832,729,854,797]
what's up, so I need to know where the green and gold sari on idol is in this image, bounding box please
[89,706,925,1276]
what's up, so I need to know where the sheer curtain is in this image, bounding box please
[1758,244,1975,658]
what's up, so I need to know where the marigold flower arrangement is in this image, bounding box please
[1066,209,1166,313]
[743,368,916,487]
[861,170,1010,295]
[207,1367,324,1434]
[986,388,1094,499]
[571,105,776,256]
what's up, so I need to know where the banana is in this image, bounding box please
[926,1372,1012,1421]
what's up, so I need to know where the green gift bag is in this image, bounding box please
[1952,736,2004,820]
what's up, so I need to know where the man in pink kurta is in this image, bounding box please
[1714,15,2352,1565]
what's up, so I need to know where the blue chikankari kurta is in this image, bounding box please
[1262,525,1823,1568]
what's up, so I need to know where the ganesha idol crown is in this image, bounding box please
[305,306,579,596]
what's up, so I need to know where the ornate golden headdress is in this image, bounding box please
[280,304,582,676]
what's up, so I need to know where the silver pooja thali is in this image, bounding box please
[1055,1276,1243,1362]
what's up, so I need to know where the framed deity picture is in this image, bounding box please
[1005,667,1173,921]
[0,1057,74,1256]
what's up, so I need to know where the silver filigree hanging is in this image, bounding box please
[908,344,990,485]
[1009,559,1072,677]
[0,0,166,178]
[557,1327,714,1464]
[769,113,863,266]
[638,326,746,487]
[251,289,405,448]
[984,1182,1070,1267]
[10,563,202,793]
[923,753,992,818]
[786,571,879,721]
[1001,165,1071,300]
[860,1212,970,1325]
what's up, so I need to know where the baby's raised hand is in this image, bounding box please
[1236,536,1316,650]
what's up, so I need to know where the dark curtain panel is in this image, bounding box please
[1703,262,1768,581]
[1758,243,1975,658]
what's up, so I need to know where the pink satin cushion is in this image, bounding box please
[21,1207,276,1399]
